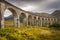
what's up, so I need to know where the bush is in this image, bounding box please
[49,23,60,28]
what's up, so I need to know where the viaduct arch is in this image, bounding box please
[0,0,60,28]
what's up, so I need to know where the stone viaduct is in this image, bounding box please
[0,0,60,28]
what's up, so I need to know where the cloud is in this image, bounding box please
[46,0,60,9]
[5,0,60,13]
[4,9,12,17]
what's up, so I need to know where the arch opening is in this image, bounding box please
[4,8,17,27]
[28,15,32,25]
[34,16,36,26]
[8,8,17,17]
[20,13,26,23]
[38,17,40,26]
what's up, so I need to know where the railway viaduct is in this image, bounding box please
[0,0,60,28]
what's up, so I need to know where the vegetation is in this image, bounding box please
[0,26,60,40]
[0,21,60,40]
[49,22,60,29]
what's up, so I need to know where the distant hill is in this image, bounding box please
[51,10,60,18]
[4,15,14,20]
[35,13,52,17]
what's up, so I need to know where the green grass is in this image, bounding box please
[0,21,60,40]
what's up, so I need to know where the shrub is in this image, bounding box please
[49,23,60,28]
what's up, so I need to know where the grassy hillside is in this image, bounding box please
[0,21,60,40]
[0,26,60,40]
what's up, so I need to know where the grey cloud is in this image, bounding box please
[46,0,60,9]
[5,0,60,13]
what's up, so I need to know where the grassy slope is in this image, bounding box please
[0,21,60,40]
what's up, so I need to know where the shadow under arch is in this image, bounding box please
[34,16,36,19]
[4,8,17,27]
[38,17,40,26]
[28,15,32,25]
[20,13,26,23]
[34,16,36,26]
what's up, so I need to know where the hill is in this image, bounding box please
[35,13,52,17]
[4,15,14,20]
[51,10,60,18]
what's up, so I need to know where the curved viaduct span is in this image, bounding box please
[0,0,60,28]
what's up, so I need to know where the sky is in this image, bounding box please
[4,0,60,17]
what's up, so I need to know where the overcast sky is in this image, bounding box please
[4,0,60,17]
